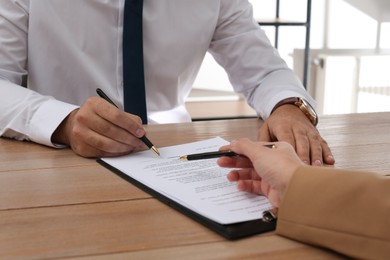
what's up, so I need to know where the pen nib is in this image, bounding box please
[151,146,160,156]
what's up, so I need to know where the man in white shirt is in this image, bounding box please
[0,0,335,165]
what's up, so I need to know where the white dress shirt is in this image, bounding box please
[0,0,315,147]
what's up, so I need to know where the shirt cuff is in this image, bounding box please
[28,99,79,148]
[247,70,316,119]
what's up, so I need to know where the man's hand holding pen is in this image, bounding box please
[51,96,149,158]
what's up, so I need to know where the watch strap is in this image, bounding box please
[271,97,318,126]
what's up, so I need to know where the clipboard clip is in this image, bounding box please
[262,209,278,223]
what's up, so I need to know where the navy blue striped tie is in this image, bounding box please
[123,0,148,123]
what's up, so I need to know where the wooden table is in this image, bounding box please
[1,112,389,259]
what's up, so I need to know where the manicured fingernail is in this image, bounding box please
[303,160,309,165]
[327,155,335,161]
[136,129,144,137]
[314,160,322,166]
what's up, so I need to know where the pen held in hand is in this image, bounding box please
[179,150,238,161]
[96,88,160,156]
[179,144,275,161]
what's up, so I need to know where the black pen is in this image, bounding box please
[179,150,238,161]
[96,88,160,156]
[179,144,275,161]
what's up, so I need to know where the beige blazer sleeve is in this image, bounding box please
[276,166,390,259]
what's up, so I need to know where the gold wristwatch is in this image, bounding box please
[272,97,318,126]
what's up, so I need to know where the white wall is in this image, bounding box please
[192,0,390,114]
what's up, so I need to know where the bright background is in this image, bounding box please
[192,0,390,115]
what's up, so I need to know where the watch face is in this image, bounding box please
[297,98,318,126]
[301,98,315,114]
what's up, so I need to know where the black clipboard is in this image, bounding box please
[97,159,276,240]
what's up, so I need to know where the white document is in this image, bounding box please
[101,137,272,224]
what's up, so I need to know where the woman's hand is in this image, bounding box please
[217,139,304,207]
